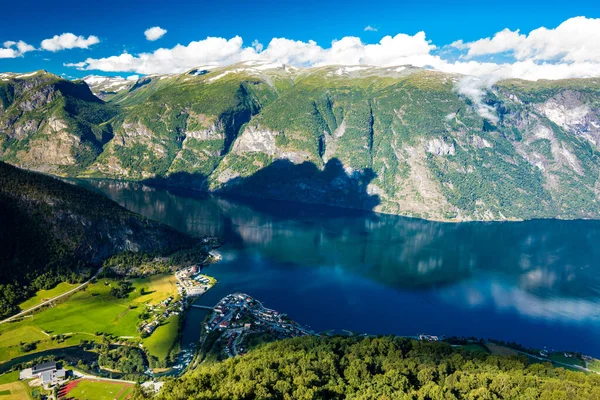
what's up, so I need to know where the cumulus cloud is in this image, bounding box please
[41,33,100,52]
[364,25,378,32]
[64,16,600,88]
[0,40,35,58]
[126,74,139,81]
[67,32,438,74]
[144,26,167,41]
[454,16,600,63]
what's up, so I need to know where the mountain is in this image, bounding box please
[83,75,134,100]
[2,63,600,221]
[0,70,117,175]
[0,161,195,318]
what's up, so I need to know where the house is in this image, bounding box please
[41,369,65,385]
[20,362,66,386]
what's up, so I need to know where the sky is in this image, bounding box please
[1,0,600,81]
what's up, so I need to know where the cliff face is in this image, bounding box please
[2,65,600,221]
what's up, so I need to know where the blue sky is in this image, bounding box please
[1,0,600,79]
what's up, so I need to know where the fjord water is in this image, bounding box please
[85,181,600,357]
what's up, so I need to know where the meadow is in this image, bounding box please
[0,371,32,399]
[143,314,180,361]
[18,282,78,311]
[0,274,178,364]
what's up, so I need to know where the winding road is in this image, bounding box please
[0,269,101,325]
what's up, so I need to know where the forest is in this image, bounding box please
[132,336,600,400]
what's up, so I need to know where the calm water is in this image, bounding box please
[83,181,600,357]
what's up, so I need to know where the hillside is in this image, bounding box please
[3,64,600,221]
[148,336,600,399]
[0,161,196,318]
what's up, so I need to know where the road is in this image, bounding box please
[501,346,599,375]
[0,269,101,325]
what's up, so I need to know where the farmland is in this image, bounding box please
[0,371,32,399]
[18,282,78,311]
[0,274,179,364]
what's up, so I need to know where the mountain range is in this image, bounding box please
[1,63,600,221]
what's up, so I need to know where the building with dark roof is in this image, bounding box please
[20,362,65,387]
[32,362,58,374]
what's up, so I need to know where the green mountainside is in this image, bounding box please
[3,64,600,221]
[0,161,195,318]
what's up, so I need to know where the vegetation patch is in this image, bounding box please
[18,282,78,311]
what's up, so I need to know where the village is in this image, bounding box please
[139,265,217,337]
[203,293,314,357]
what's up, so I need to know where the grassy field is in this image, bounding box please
[65,379,133,400]
[18,282,79,311]
[0,372,18,385]
[143,314,180,361]
[0,382,31,399]
[587,359,600,372]
[0,274,178,364]
[460,344,490,355]
[0,372,31,399]
[549,353,586,368]
[484,343,520,356]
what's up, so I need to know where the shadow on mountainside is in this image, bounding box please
[220,158,380,211]
[143,158,381,213]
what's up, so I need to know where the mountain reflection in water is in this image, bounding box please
[81,180,600,356]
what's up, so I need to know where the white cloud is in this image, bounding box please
[144,26,167,41]
[0,40,35,58]
[455,16,600,63]
[41,33,100,52]
[251,39,263,52]
[364,25,378,32]
[126,74,139,81]
[65,16,600,88]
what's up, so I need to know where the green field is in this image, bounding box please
[143,314,180,362]
[460,344,491,355]
[587,359,600,372]
[0,382,31,399]
[0,274,178,364]
[67,380,133,400]
[0,372,18,385]
[0,372,31,399]
[549,353,586,368]
[18,282,79,311]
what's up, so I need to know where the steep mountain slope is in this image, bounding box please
[2,64,600,221]
[0,161,195,318]
[0,70,117,175]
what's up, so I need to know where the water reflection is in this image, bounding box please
[81,180,600,354]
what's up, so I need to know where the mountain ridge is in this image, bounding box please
[2,64,600,222]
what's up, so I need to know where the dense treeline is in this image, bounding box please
[0,161,195,318]
[145,336,600,400]
[98,345,146,374]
